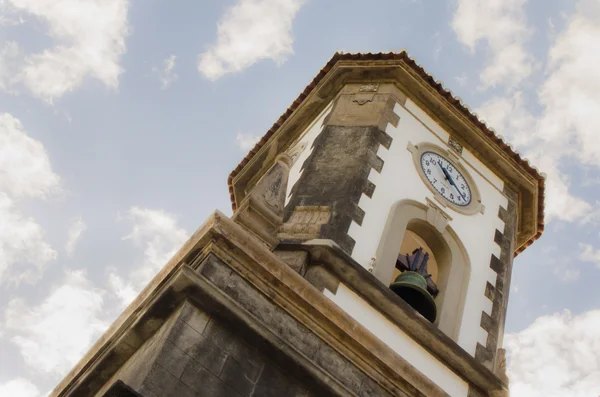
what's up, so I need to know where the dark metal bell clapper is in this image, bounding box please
[391,248,439,323]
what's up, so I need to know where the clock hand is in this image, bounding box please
[451,183,466,202]
[440,163,467,201]
[437,161,450,185]
[448,174,467,201]
[438,161,453,185]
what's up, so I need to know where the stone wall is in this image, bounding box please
[98,251,402,397]
[54,211,507,397]
[102,300,319,397]
[282,84,401,255]
[474,186,518,375]
[285,124,391,254]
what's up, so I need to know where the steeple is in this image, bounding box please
[50,52,545,397]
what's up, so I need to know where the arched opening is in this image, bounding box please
[391,229,439,285]
[374,200,470,341]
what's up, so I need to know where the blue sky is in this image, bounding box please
[0,0,599,396]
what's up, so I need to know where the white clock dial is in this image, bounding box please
[420,151,472,206]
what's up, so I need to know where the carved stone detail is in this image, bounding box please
[287,141,307,166]
[359,83,379,92]
[495,348,508,382]
[279,206,331,240]
[425,198,453,233]
[325,83,403,131]
[263,173,283,210]
[354,83,379,105]
[353,92,376,105]
[448,137,463,154]
[232,154,292,249]
[273,250,309,275]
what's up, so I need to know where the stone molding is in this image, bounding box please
[495,349,508,384]
[232,154,292,249]
[50,212,454,397]
[425,198,453,234]
[102,380,144,397]
[370,199,470,341]
[472,187,517,396]
[228,61,541,254]
[278,206,331,240]
[274,250,309,275]
[277,239,508,397]
[323,83,403,131]
[448,137,463,155]
[231,196,281,248]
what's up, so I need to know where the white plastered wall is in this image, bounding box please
[345,99,508,356]
[325,284,469,397]
[282,95,508,394]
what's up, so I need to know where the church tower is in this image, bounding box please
[50,52,545,397]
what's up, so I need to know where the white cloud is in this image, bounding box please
[536,1,600,169]
[473,92,536,148]
[552,266,580,282]
[472,0,600,223]
[0,113,60,199]
[65,218,86,257]
[4,0,130,101]
[107,270,137,308]
[581,202,600,225]
[4,269,108,376]
[432,31,442,60]
[579,243,600,268]
[123,207,188,273]
[454,74,468,87]
[476,94,591,223]
[505,309,600,397]
[451,0,533,89]
[519,150,590,223]
[0,41,22,91]
[159,55,178,89]
[0,193,56,284]
[198,0,305,80]
[0,2,25,26]
[581,174,600,187]
[0,378,40,397]
[235,133,261,151]
[0,113,59,284]
[111,207,188,307]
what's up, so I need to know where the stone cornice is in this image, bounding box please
[229,54,543,254]
[276,239,509,395]
[51,212,456,397]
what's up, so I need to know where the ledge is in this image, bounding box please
[50,211,507,397]
[51,212,449,397]
[276,239,508,394]
[229,55,543,253]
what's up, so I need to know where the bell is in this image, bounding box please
[390,271,437,323]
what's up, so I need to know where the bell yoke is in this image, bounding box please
[391,248,439,323]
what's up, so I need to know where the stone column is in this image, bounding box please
[281,83,405,254]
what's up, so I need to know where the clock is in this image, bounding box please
[420,151,471,206]
[409,142,483,215]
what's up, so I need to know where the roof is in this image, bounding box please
[227,51,545,255]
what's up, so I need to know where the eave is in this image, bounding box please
[227,52,545,254]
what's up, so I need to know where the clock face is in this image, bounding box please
[420,151,472,206]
